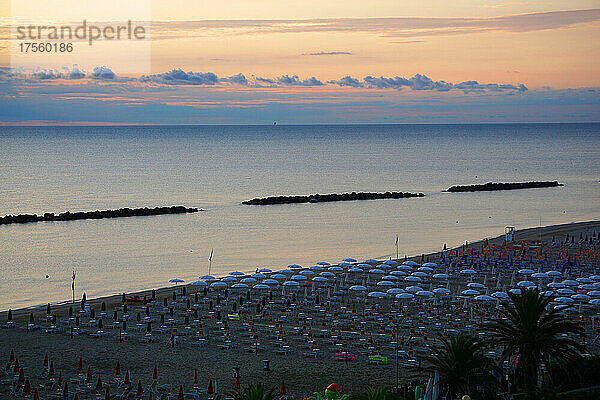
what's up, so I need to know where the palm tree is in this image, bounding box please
[227,383,278,400]
[419,333,498,399]
[483,287,584,395]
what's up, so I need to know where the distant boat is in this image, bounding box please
[273,121,277,125]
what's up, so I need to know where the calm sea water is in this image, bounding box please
[1,124,599,309]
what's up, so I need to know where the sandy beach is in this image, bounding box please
[1,221,599,399]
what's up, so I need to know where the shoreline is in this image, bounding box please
[3,220,599,317]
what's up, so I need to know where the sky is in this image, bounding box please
[0,0,599,125]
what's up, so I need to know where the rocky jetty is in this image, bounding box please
[242,191,424,205]
[0,206,200,225]
[446,181,563,193]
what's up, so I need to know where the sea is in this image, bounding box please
[1,123,599,310]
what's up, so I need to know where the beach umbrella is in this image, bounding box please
[299,270,315,276]
[395,293,415,300]
[433,273,450,279]
[329,266,344,272]
[169,279,184,284]
[460,269,477,275]
[312,276,329,282]
[253,284,270,290]
[403,261,419,266]
[406,286,424,293]
[283,281,300,287]
[368,268,385,274]
[461,289,480,296]
[557,288,575,295]
[416,290,434,298]
[508,288,522,295]
[517,281,536,288]
[546,270,562,277]
[309,265,325,271]
[547,282,566,289]
[418,266,434,273]
[404,276,422,282]
[397,265,412,271]
[433,287,451,295]
[319,271,335,277]
[542,291,555,297]
[467,282,486,289]
[338,263,352,267]
[390,270,407,276]
[367,291,387,298]
[518,268,534,275]
[229,271,245,276]
[251,273,267,279]
[271,273,287,279]
[554,304,576,311]
[290,275,307,281]
[349,285,367,291]
[200,275,216,281]
[422,262,437,267]
[210,282,227,289]
[492,291,509,299]
[475,295,494,302]
[263,279,279,285]
[386,288,405,294]
[258,268,272,273]
[579,284,596,290]
[384,260,397,265]
[231,283,249,289]
[190,280,207,286]
[240,277,257,283]
[562,280,579,286]
[576,277,593,284]
[589,299,600,306]
[594,282,600,289]
[376,264,393,270]
[221,276,237,282]
[589,275,600,281]
[382,275,399,280]
[288,264,302,269]
[358,263,372,269]
[587,290,600,297]
[411,271,428,277]
[316,262,330,266]
[348,267,364,273]
[364,259,378,263]
[555,297,575,303]
[532,272,550,279]
[343,258,357,262]
[279,269,295,275]
[571,294,590,301]
[376,280,394,287]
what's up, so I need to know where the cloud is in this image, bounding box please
[221,73,248,85]
[140,69,219,85]
[275,75,324,86]
[327,76,364,88]
[90,67,115,80]
[149,9,600,40]
[301,51,352,56]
